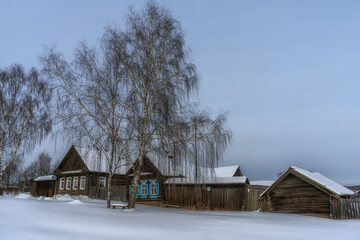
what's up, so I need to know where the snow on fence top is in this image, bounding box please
[34,175,57,181]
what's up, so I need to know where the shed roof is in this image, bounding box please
[261,166,354,198]
[250,180,274,187]
[34,175,57,181]
[213,166,241,177]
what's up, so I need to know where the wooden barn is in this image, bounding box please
[164,165,255,211]
[51,145,128,201]
[260,166,354,218]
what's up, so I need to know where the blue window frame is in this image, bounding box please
[129,184,141,197]
[140,181,148,197]
[129,179,159,198]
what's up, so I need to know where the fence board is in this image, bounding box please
[330,197,360,219]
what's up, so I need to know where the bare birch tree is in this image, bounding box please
[0,64,52,196]
[42,1,232,209]
[103,2,202,208]
[41,42,133,208]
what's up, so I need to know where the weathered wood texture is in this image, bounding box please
[54,146,88,175]
[261,173,331,217]
[32,181,55,197]
[165,184,249,211]
[247,185,268,211]
[330,197,360,219]
[88,185,126,201]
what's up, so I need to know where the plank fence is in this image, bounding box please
[330,197,360,219]
[88,185,126,202]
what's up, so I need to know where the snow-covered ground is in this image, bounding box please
[1,194,359,240]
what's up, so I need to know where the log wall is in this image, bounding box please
[261,173,331,217]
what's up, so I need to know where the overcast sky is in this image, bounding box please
[1,0,360,185]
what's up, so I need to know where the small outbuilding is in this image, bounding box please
[260,166,354,218]
[32,175,57,197]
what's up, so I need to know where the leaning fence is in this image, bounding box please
[330,197,360,219]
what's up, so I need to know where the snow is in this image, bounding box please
[1,196,359,240]
[165,176,248,184]
[34,175,57,181]
[213,165,240,177]
[250,180,274,186]
[261,166,354,197]
[68,200,83,204]
[62,170,82,174]
[14,193,33,199]
[291,166,354,196]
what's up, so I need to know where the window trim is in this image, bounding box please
[66,177,72,190]
[99,176,106,188]
[73,176,79,190]
[80,176,86,190]
[149,180,159,197]
[59,177,65,190]
[141,181,147,196]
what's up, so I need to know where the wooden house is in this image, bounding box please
[260,166,354,218]
[51,145,128,201]
[164,165,253,211]
[125,156,183,205]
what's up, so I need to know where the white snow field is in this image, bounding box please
[1,194,359,240]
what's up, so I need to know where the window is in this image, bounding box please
[66,177,72,190]
[73,176,78,190]
[99,176,106,188]
[150,181,157,195]
[59,177,65,190]
[80,176,86,190]
[141,181,147,196]
[149,180,159,197]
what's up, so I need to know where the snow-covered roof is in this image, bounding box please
[34,175,57,181]
[290,166,354,196]
[250,180,274,187]
[213,166,241,177]
[75,146,129,175]
[261,166,354,197]
[164,176,248,185]
[62,170,82,174]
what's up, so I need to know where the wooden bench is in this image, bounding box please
[111,203,128,210]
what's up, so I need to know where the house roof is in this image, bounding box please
[74,146,129,175]
[164,176,248,185]
[213,166,241,177]
[261,166,354,198]
[143,153,242,178]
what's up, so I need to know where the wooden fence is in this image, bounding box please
[165,184,264,211]
[88,185,126,201]
[330,197,360,219]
